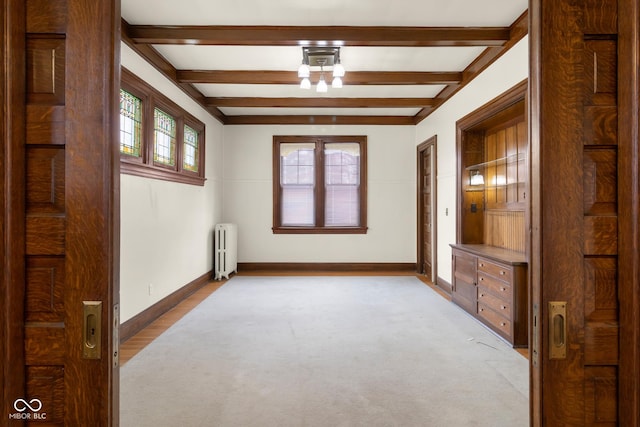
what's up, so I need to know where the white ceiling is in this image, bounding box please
[120,0,528,122]
[121,0,527,26]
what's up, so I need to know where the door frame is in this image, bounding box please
[617,0,640,422]
[1,0,27,419]
[417,136,438,285]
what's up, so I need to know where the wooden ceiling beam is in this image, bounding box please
[413,10,529,123]
[207,97,437,108]
[127,25,510,47]
[178,70,461,85]
[224,115,415,125]
[121,19,227,124]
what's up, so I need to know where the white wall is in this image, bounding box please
[120,43,224,322]
[415,37,529,284]
[223,125,416,263]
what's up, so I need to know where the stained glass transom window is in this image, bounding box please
[183,125,199,172]
[119,90,142,157]
[153,108,176,166]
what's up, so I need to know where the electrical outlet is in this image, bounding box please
[148,284,153,295]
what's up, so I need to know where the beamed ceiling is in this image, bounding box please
[120,0,529,125]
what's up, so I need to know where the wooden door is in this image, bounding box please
[417,136,438,287]
[530,0,639,425]
[423,145,433,279]
[1,0,120,425]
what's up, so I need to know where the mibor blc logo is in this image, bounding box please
[8,398,47,421]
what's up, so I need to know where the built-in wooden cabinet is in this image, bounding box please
[451,244,527,347]
[452,80,529,348]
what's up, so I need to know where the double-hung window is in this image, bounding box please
[119,68,205,186]
[273,136,367,234]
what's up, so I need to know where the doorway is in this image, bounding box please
[417,136,438,287]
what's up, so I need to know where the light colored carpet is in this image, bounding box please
[120,276,529,427]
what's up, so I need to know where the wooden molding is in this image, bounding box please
[120,161,206,186]
[456,79,528,130]
[119,270,214,343]
[121,19,227,124]
[178,70,462,85]
[454,79,527,246]
[1,0,27,416]
[238,262,417,273]
[436,276,453,296]
[207,97,436,108]
[414,10,529,123]
[616,0,640,423]
[128,25,510,47]
[120,67,208,185]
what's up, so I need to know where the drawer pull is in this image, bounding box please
[500,271,506,275]
[479,308,484,312]
[480,263,484,267]
[480,277,484,281]
[501,305,506,310]
[501,287,506,292]
[501,322,506,326]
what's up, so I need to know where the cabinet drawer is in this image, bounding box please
[477,258,512,282]
[478,303,511,337]
[477,272,512,299]
[478,287,511,318]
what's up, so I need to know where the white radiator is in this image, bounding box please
[214,223,238,280]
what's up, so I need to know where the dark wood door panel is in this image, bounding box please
[531,0,626,424]
[26,36,65,105]
[26,0,67,34]
[26,147,65,212]
[26,366,65,425]
[26,256,65,322]
[26,105,66,145]
[24,5,70,426]
[4,0,120,425]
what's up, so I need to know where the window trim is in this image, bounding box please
[272,135,368,234]
[120,68,206,186]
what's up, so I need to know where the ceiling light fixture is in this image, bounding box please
[300,77,311,89]
[317,70,328,93]
[298,46,345,92]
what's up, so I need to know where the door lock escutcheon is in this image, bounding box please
[83,301,102,359]
[548,301,567,359]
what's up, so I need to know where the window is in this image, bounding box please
[119,90,142,157]
[273,136,367,234]
[182,124,199,173]
[153,108,176,167]
[119,68,206,186]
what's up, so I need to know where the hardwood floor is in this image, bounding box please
[119,272,527,365]
[119,279,227,365]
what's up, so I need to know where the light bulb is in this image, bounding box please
[332,62,345,77]
[331,76,342,88]
[298,63,310,78]
[316,76,328,93]
[300,77,311,89]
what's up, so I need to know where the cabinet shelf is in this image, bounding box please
[465,153,525,171]
[465,182,524,192]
